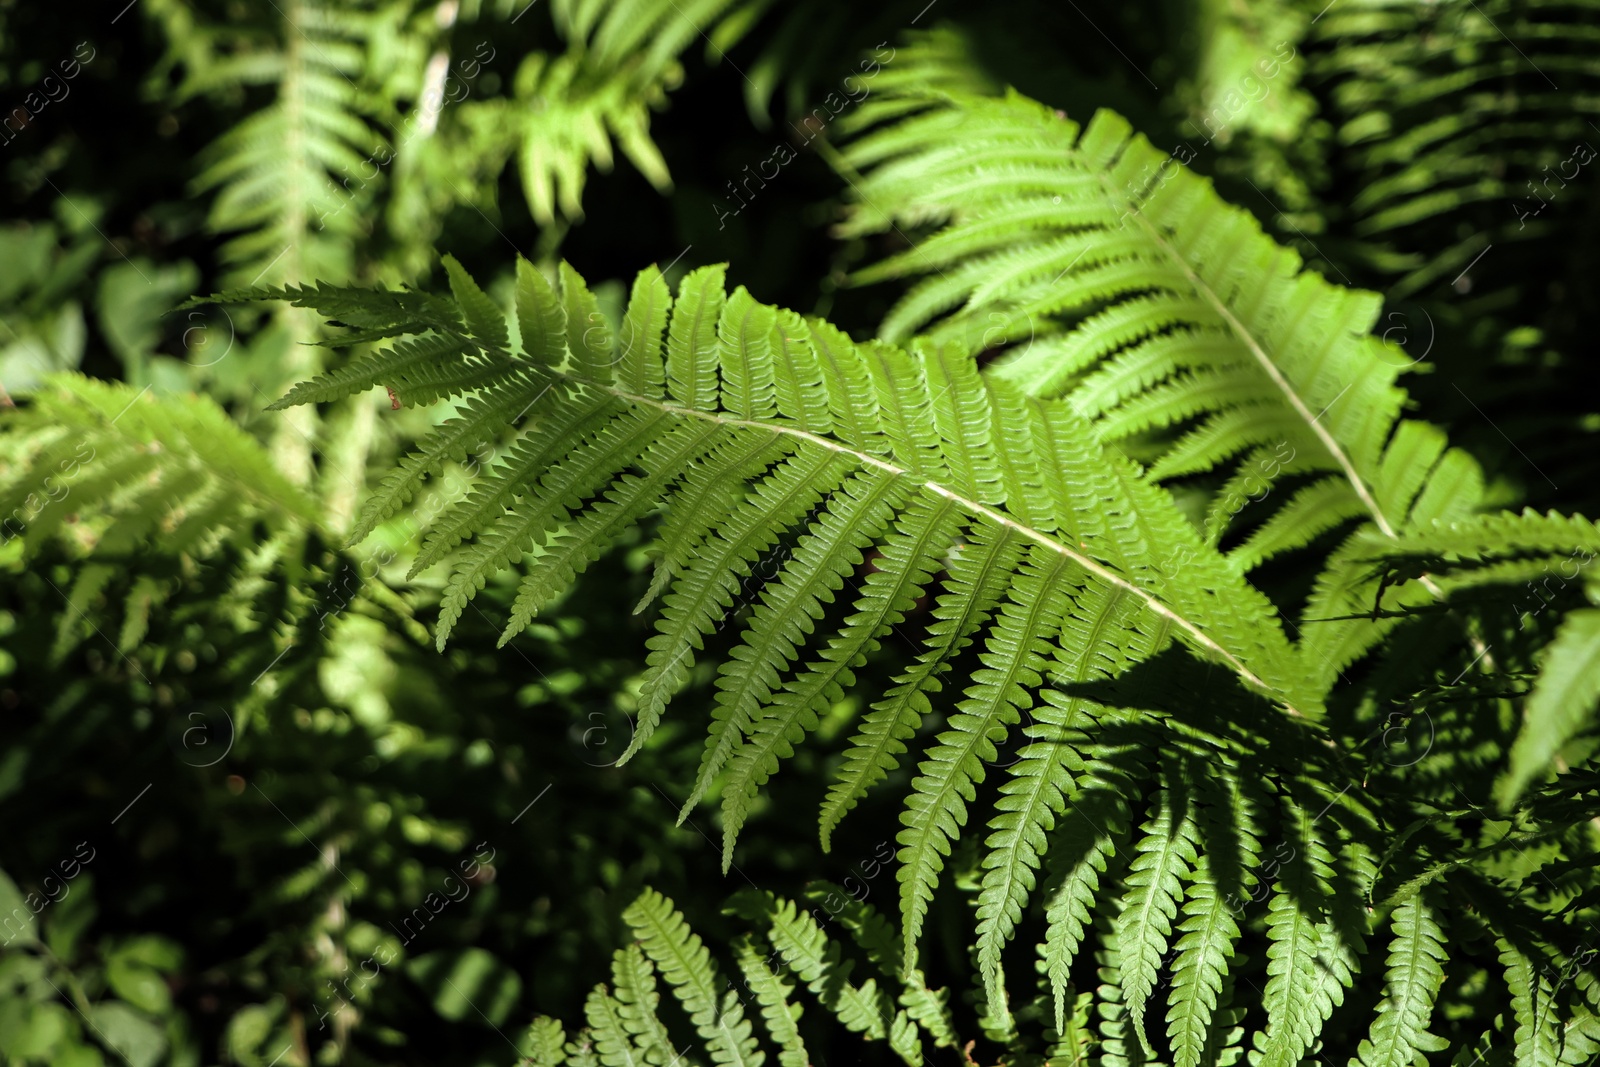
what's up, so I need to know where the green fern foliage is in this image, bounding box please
[526,887,957,1067]
[207,247,1335,989]
[214,88,1600,1067]
[0,373,348,710]
[1307,0,1600,298]
[1365,507,1600,804]
[837,79,1493,706]
[833,74,1600,812]
[1303,0,1600,506]
[12,3,1600,1062]
[147,0,391,286]
[444,0,756,225]
[1353,894,1448,1067]
[0,373,317,563]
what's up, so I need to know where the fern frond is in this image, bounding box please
[1498,610,1600,807]
[716,286,780,421]
[235,251,1349,1016]
[840,81,1492,703]
[587,988,650,1067]
[527,1016,569,1067]
[1501,937,1563,1067]
[1559,1007,1600,1067]
[1252,792,1337,1067]
[1252,800,1373,1067]
[538,887,957,1067]
[52,563,119,664]
[611,945,679,1066]
[1165,773,1257,1067]
[799,885,906,991]
[1092,918,1151,1067]
[169,0,389,286]
[897,543,1076,974]
[1165,860,1239,1067]
[0,375,317,563]
[568,1038,602,1067]
[1353,894,1448,1067]
[733,935,807,1067]
[1116,758,1200,1055]
[757,893,896,1043]
[442,0,761,225]
[625,889,762,1067]
[819,502,1008,849]
[1299,447,1483,698]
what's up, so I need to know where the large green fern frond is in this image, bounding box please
[837,78,1493,709]
[210,249,1326,982]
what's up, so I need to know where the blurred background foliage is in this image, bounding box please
[1,0,1596,1063]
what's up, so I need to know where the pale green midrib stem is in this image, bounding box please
[523,364,1299,715]
[1104,169,1491,665]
